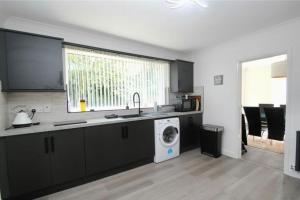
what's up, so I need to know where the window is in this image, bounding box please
[65,46,170,112]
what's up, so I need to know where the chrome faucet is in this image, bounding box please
[133,92,142,116]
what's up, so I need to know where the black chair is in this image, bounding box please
[243,107,262,137]
[241,114,247,154]
[280,104,286,117]
[264,107,285,141]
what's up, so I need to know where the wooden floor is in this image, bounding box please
[243,145,284,170]
[247,135,284,154]
[37,149,300,200]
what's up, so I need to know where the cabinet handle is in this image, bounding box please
[50,136,55,153]
[188,117,193,125]
[125,126,129,139]
[59,70,63,86]
[122,126,126,139]
[44,137,49,154]
[121,126,129,139]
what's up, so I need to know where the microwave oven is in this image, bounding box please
[175,98,194,112]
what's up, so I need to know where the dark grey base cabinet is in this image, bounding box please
[179,113,202,153]
[85,120,154,176]
[0,129,85,199]
[4,133,52,197]
[0,115,201,199]
[0,120,155,200]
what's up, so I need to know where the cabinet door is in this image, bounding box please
[5,133,52,196]
[5,31,64,90]
[122,120,154,164]
[178,61,193,93]
[0,31,8,90]
[50,129,85,185]
[85,124,123,176]
[179,115,190,153]
[179,114,202,153]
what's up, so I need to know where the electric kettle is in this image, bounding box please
[12,110,33,128]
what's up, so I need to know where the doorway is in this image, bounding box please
[240,54,287,170]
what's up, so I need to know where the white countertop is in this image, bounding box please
[0,111,202,137]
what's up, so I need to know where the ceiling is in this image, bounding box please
[1,0,300,52]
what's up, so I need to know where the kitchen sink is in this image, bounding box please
[120,114,144,118]
[142,113,169,117]
[120,112,170,119]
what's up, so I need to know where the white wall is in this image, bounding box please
[241,55,287,107]
[242,62,273,106]
[3,17,182,60]
[186,17,300,178]
[0,17,184,125]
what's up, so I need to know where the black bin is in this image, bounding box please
[200,124,223,158]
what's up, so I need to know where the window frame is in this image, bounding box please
[63,43,171,113]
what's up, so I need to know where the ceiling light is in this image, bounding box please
[166,0,208,9]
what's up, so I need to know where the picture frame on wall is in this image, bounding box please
[214,75,223,85]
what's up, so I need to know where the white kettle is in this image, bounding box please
[12,110,33,128]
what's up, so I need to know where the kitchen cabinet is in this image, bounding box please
[85,120,154,176]
[179,113,202,153]
[170,60,194,93]
[0,29,64,91]
[4,133,52,197]
[50,129,85,185]
[85,124,124,176]
[0,128,85,199]
[0,119,155,199]
[122,120,154,165]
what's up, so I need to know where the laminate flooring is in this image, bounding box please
[247,135,284,154]
[37,149,300,200]
[242,145,284,170]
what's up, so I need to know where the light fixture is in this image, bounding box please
[271,60,287,78]
[166,0,208,9]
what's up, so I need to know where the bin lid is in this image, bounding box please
[202,124,224,132]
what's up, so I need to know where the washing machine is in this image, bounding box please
[154,117,180,163]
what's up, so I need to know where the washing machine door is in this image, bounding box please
[160,125,179,147]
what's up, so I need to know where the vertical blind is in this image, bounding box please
[65,46,170,112]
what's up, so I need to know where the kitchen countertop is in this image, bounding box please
[0,111,202,137]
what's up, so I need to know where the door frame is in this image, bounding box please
[236,51,291,161]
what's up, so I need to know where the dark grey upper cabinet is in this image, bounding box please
[170,60,194,93]
[0,30,64,91]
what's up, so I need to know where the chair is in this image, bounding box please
[259,104,274,131]
[280,104,286,117]
[241,114,247,154]
[243,107,262,137]
[264,107,285,141]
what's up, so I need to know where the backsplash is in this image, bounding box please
[168,86,204,107]
[5,86,203,126]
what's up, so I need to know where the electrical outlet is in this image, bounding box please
[43,105,51,113]
[31,105,43,113]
